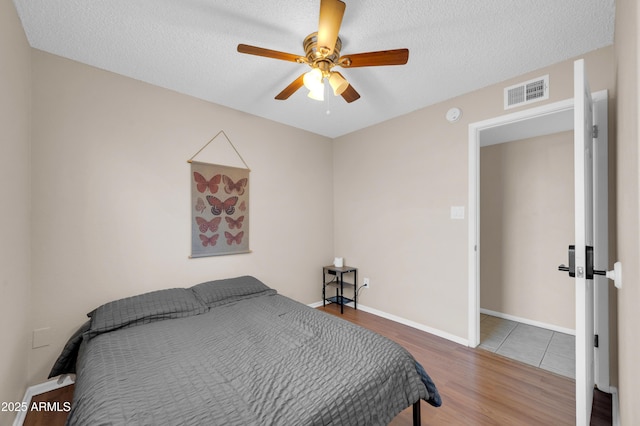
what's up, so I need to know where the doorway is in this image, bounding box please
[478,129,576,377]
[467,90,609,381]
[468,96,575,347]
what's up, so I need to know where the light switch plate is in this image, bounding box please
[32,327,51,349]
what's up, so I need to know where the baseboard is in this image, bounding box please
[12,375,75,426]
[480,308,576,336]
[310,301,468,346]
[313,304,572,344]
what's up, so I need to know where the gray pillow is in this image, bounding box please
[191,275,276,308]
[85,288,208,339]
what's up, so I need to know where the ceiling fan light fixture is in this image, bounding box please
[307,86,325,101]
[328,72,349,96]
[303,68,323,91]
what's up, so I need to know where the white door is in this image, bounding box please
[573,58,595,425]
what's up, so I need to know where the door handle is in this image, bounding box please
[559,245,622,287]
[558,245,594,278]
[558,245,576,277]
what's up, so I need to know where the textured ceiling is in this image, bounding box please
[13,0,615,138]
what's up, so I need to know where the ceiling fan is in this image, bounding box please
[237,0,409,103]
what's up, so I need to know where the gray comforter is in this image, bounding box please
[55,276,440,425]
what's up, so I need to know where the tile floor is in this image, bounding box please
[480,314,575,379]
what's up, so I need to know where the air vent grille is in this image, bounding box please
[504,75,549,109]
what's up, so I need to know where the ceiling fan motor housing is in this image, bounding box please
[302,32,343,72]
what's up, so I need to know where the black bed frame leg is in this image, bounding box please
[412,401,421,426]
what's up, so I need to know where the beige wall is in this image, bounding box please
[614,0,640,423]
[333,46,615,341]
[27,51,334,384]
[480,131,575,329]
[0,0,32,423]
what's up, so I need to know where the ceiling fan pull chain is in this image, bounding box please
[325,81,331,115]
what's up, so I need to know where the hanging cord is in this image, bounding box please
[187,130,250,170]
[325,79,331,116]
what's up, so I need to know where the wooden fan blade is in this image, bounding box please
[317,0,345,56]
[275,74,306,100]
[237,44,304,63]
[340,83,360,103]
[340,49,409,68]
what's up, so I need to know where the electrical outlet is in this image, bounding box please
[363,278,370,288]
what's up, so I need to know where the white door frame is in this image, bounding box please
[467,89,608,354]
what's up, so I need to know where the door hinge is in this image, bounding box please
[594,334,599,348]
[592,125,599,139]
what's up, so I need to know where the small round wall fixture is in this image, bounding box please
[446,107,462,123]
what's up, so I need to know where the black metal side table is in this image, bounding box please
[322,265,357,314]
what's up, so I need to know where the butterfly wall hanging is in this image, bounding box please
[190,160,250,257]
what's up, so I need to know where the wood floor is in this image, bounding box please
[22,304,611,425]
[318,304,612,426]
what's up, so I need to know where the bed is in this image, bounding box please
[51,276,441,425]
